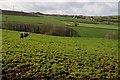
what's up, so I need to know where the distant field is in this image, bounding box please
[2,29,118,79]
[2,14,118,39]
[2,15,64,25]
[52,16,118,26]
[51,16,98,24]
[78,23,118,30]
[2,14,118,29]
[73,27,118,39]
[2,15,95,24]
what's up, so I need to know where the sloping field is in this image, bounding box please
[2,15,64,25]
[2,14,118,30]
[2,29,118,79]
[2,14,118,39]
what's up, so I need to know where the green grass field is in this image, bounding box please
[2,15,118,29]
[2,15,64,25]
[2,29,118,79]
[1,14,119,79]
[2,15,95,24]
[78,23,118,30]
[2,14,118,39]
[73,27,118,39]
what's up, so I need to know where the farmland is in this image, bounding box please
[73,27,118,39]
[1,11,119,79]
[2,29,119,79]
[2,14,119,26]
[2,15,65,25]
[2,14,118,39]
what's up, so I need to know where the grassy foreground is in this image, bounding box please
[2,29,119,79]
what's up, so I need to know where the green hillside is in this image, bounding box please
[2,15,64,25]
[1,13,119,79]
[2,29,118,79]
[2,14,118,39]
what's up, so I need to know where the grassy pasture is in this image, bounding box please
[73,27,118,39]
[2,29,118,79]
[2,15,95,24]
[52,16,118,26]
[2,15,118,28]
[2,15,64,25]
[51,16,98,24]
[78,23,118,30]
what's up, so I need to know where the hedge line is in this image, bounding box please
[2,22,80,37]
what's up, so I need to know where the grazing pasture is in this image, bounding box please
[73,27,118,39]
[78,23,118,30]
[2,15,64,25]
[2,30,118,79]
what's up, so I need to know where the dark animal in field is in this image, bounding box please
[20,32,29,38]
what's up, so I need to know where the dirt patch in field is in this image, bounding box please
[2,64,31,80]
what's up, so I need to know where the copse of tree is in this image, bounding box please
[2,22,80,37]
[44,24,79,37]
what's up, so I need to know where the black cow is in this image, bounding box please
[20,32,29,38]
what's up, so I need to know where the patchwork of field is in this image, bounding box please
[2,14,118,28]
[1,13,119,79]
[2,30,119,79]
[2,14,118,39]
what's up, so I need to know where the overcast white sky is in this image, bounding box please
[0,0,119,16]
